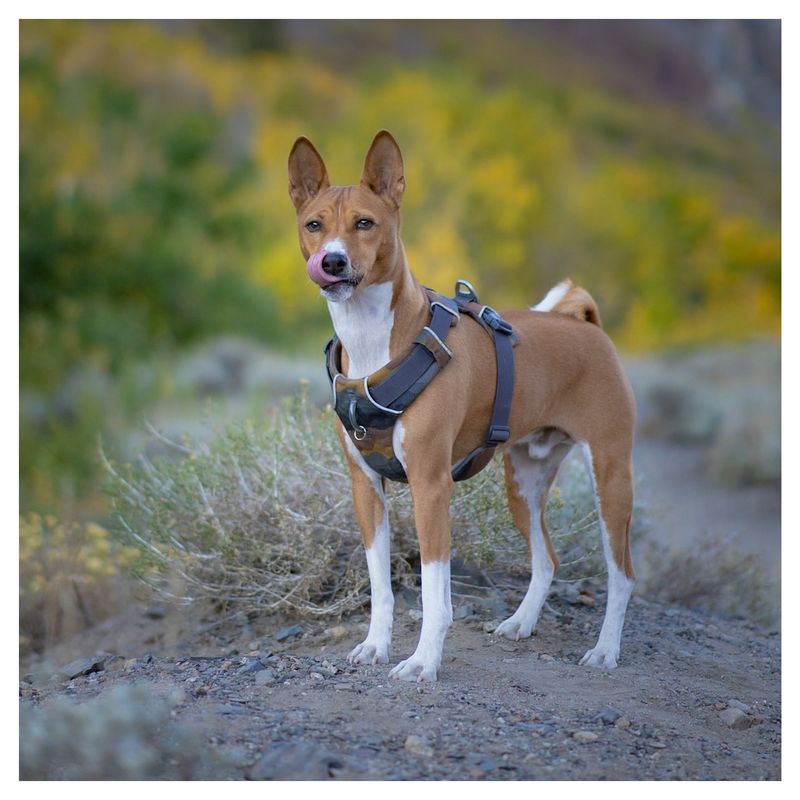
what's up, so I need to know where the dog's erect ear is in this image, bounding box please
[361,131,405,208]
[288,137,330,210]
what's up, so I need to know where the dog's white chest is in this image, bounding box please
[327,282,394,377]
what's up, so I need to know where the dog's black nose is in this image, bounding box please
[322,251,348,276]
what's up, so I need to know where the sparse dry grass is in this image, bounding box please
[105,387,640,619]
[641,536,778,628]
[105,385,776,627]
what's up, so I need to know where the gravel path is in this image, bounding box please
[20,586,780,780]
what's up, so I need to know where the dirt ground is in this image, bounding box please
[20,371,782,780]
[20,571,780,780]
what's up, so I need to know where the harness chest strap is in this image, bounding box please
[325,283,517,483]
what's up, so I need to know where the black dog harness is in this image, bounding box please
[325,280,517,483]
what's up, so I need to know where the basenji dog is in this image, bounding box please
[289,131,636,682]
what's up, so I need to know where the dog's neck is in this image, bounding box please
[327,246,428,378]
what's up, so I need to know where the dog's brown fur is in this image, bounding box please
[289,131,636,679]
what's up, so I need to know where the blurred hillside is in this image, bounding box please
[18,20,781,655]
[20,19,779,515]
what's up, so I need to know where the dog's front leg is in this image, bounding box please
[390,465,454,682]
[341,435,394,666]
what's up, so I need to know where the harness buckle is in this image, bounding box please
[486,425,511,445]
[479,305,514,336]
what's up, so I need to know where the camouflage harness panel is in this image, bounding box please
[325,281,517,483]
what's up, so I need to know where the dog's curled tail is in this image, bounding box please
[532,279,602,327]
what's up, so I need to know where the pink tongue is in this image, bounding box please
[306,249,343,287]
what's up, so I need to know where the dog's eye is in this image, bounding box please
[305,220,322,233]
[356,218,374,231]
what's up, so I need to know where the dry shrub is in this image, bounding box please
[641,536,778,627]
[19,513,140,654]
[20,683,216,780]
[627,343,780,487]
[106,388,635,618]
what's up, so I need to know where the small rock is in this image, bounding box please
[719,707,757,730]
[57,656,105,681]
[453,603,476,620]
[714,702,728,711]
[393,587,419,611]
[647,740,667,749]
[526,723,557,735]
[728,699,750,713]
[237,658,266,675]
[22,671,49,686]
[404,735,434,758]
[572,730,599,743]
[408,609,423,621]
[255,668,277,686]
[483,619,500,633]
[246,741,348,780]
[221,659,234,671]
[615,717,631,729]
[275,624,304,642]
[323,625,349,642]
[576,594,596,606]
[145,605,166,620]
[597,708,622,725]
[539,654,555,662]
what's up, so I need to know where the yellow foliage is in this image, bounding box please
[19,513,141,652]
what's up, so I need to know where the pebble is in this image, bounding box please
[577,594,596,607]
[237,658,266,675]
[255,668,277,686]
[539,654,555,662]
[404,735,434,757]
[408,609,423,621]
[727,699,750,713]
[246,741,349,780]
[483,620,500,633]
[597,708,622,725]
[719,707,759,730]
[145,605,166,620]
[572,730,599,743]
[615,717,631,729]
[56,656,105,681]
[275,624,304,642]
[453,603,476,620]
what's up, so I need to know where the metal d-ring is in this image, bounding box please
[454,278,479,303]
[353,426,367,441]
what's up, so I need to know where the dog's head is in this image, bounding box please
[288,131,405,302]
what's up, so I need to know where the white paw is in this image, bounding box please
[580,645,619,669]
[389,655,438,682]
[495,615,533,641]
[348,640,389,665]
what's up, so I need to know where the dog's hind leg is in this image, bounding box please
[579,442,635,669]
[340,430,394,666]
[495,435,572,641]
